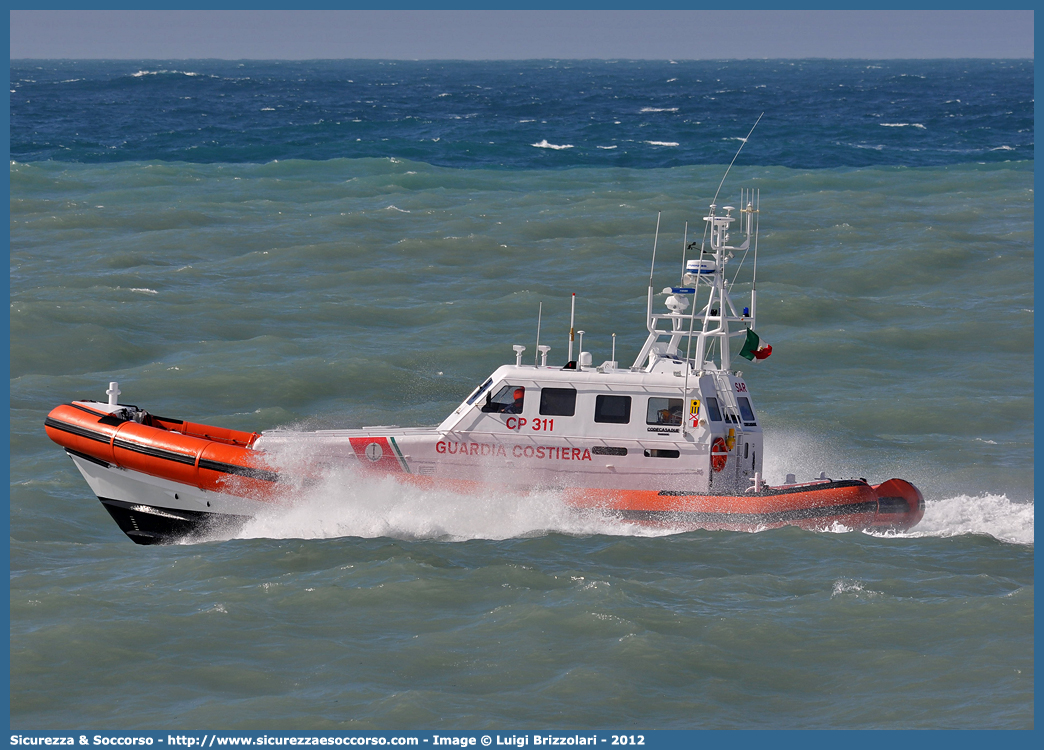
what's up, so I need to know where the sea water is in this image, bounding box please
[9,59,1033,729]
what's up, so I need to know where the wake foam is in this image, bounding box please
[234,473,1034,545]
[883,494,1034,546]
[229,435,1033,544]
[234,462,666,542]
[763,430,1034,546]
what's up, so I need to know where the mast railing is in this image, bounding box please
[633,196,759,373]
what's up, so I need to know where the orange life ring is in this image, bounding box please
[711,437,729,472]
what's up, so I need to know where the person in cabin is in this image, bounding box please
[504,387,525,414]
[654,400,683,426]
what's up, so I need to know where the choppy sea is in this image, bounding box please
[9,59,1033,729]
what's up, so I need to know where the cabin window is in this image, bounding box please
[481,385,525,414]
[704,396,723,422]
[466,377,494,405]
[644,449,680,458]
[737,396,757,424]
[540,387,577,417]
[594,395,631,424]
[647,397,683,426]
[592,446,628,456]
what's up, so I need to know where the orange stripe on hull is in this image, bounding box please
[563,481,886,531]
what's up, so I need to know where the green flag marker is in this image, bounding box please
[739,329,773,361]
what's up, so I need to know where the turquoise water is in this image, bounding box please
[9,157,1033,728]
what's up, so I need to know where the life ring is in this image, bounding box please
[711,437,729,472]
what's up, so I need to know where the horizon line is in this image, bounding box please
[11,56,1034,62]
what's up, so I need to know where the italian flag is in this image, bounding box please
[738,329,773,361]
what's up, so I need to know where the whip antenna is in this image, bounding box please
[534,301,542,366]
[648,212,661,287]
[710,112,764,208]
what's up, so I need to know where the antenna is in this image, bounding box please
[611,333,616,363]
[751,189,760,327]
[680,222,688,283]
[646,212,661,333]
[648,212,661,287]
[729,190,755,288]
[568,293,576,362]
[710,112,763,209]
[534,301,543,366]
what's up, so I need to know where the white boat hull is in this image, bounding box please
[68,453,259,544]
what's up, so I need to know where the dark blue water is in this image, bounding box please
[11,59,1033,168]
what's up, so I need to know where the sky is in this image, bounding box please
[9,9,1035,60]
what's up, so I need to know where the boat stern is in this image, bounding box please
[870,478,925,531]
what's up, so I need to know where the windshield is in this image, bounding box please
[481,385,525,414]
[465,378,494,405]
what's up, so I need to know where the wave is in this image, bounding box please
[531,140,574,150]
[131,69,207,78]
[640,107,679,113]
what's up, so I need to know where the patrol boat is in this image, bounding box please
[44,192,925,544]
